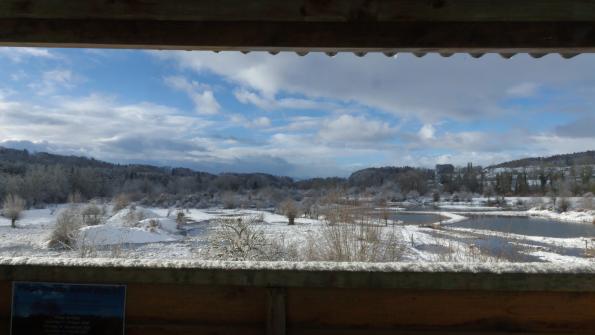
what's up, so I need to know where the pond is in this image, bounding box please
[452,216,595,238]
[390,212,445,225]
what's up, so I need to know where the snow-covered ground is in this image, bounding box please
[527,208,595,224]
[0,198,592,265]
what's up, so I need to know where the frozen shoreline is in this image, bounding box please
[401,210,468,225]
[432,207,595,225]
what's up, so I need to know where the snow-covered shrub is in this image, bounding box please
[253,212,265,223]
[107,206,159,227]
[2,193,25,228]
[175,210,187,228]
[423,237,504,263]
[147,219,159,232]
[557,197,571,213]
[208,216,268,260]
[48,207,84,249]
[581,193,593,210]
[122,206,148,226]
[81,204,103,225]
[303,221,404,262]
[207,216,293,261]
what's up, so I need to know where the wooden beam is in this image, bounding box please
[2,280,593,334]
[1,263,594,292]
[1,0,595,52]
[2,0,595,22]
[266,288,287,335]
[287,288,595,333]
[1,19,595,53]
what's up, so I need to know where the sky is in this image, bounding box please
[0,47,593,178]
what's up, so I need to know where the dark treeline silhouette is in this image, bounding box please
[0,146,593,209]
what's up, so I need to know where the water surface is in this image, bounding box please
[452,216,595,238]
[391,213,445,225]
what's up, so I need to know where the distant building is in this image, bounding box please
[435,164,455,185]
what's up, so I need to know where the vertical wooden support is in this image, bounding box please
[266,287,286,335]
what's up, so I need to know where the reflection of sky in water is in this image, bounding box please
[390,213,443,225]
[453,216,595,238]
[13,282,125,318]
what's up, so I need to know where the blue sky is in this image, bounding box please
[0,47,593,178]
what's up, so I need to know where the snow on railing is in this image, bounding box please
[0,257,593,274]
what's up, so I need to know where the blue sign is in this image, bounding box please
[11,282,126,335]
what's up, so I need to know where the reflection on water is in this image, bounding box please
[452,216,595,238]
[390,213,444,225]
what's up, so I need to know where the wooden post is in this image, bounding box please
[266,287,286,335]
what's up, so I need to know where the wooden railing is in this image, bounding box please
[0,259,593,335]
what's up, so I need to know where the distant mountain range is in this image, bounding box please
[2,146,594,180]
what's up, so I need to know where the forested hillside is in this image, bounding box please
[1,146,593,208]
[0,147,295,207]
[491,151,595,169]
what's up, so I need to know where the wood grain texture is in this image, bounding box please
[2,0,595,22]
[1,19,595,52]
[0,280,593,334]
[267,288,287,335]
[126,323,262,335]
[286,288,595,333]
[2,0,595,51]
[1,264,594,291]
[125,284,266,324]
[0,281,10,335]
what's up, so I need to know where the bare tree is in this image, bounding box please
[67,190,84,204]
[176,210,187,229]
[221,191,236,209]
[280,198,298,225]
[112,193,130,212]
[2,194,25,228]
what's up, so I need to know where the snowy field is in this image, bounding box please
[0,197,593,265]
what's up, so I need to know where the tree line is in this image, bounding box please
[0,147,593,210]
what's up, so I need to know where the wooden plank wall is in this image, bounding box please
[2,0,595,53]
[0,281,594,334]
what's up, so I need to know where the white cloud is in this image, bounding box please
[418,124,435,140]
[555,116,595,138]
[234,88,337,111]
[0,47,57,62]
[2,49,594,177]
[229,114,271,128]
[318,114,396,143]
[507,82,539,97]
[531,134,595,155]
[253,116,271,127]
[0,93,212,162]
[29,69,76,95]
[164,75,220,115]
[153,52,595,123]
